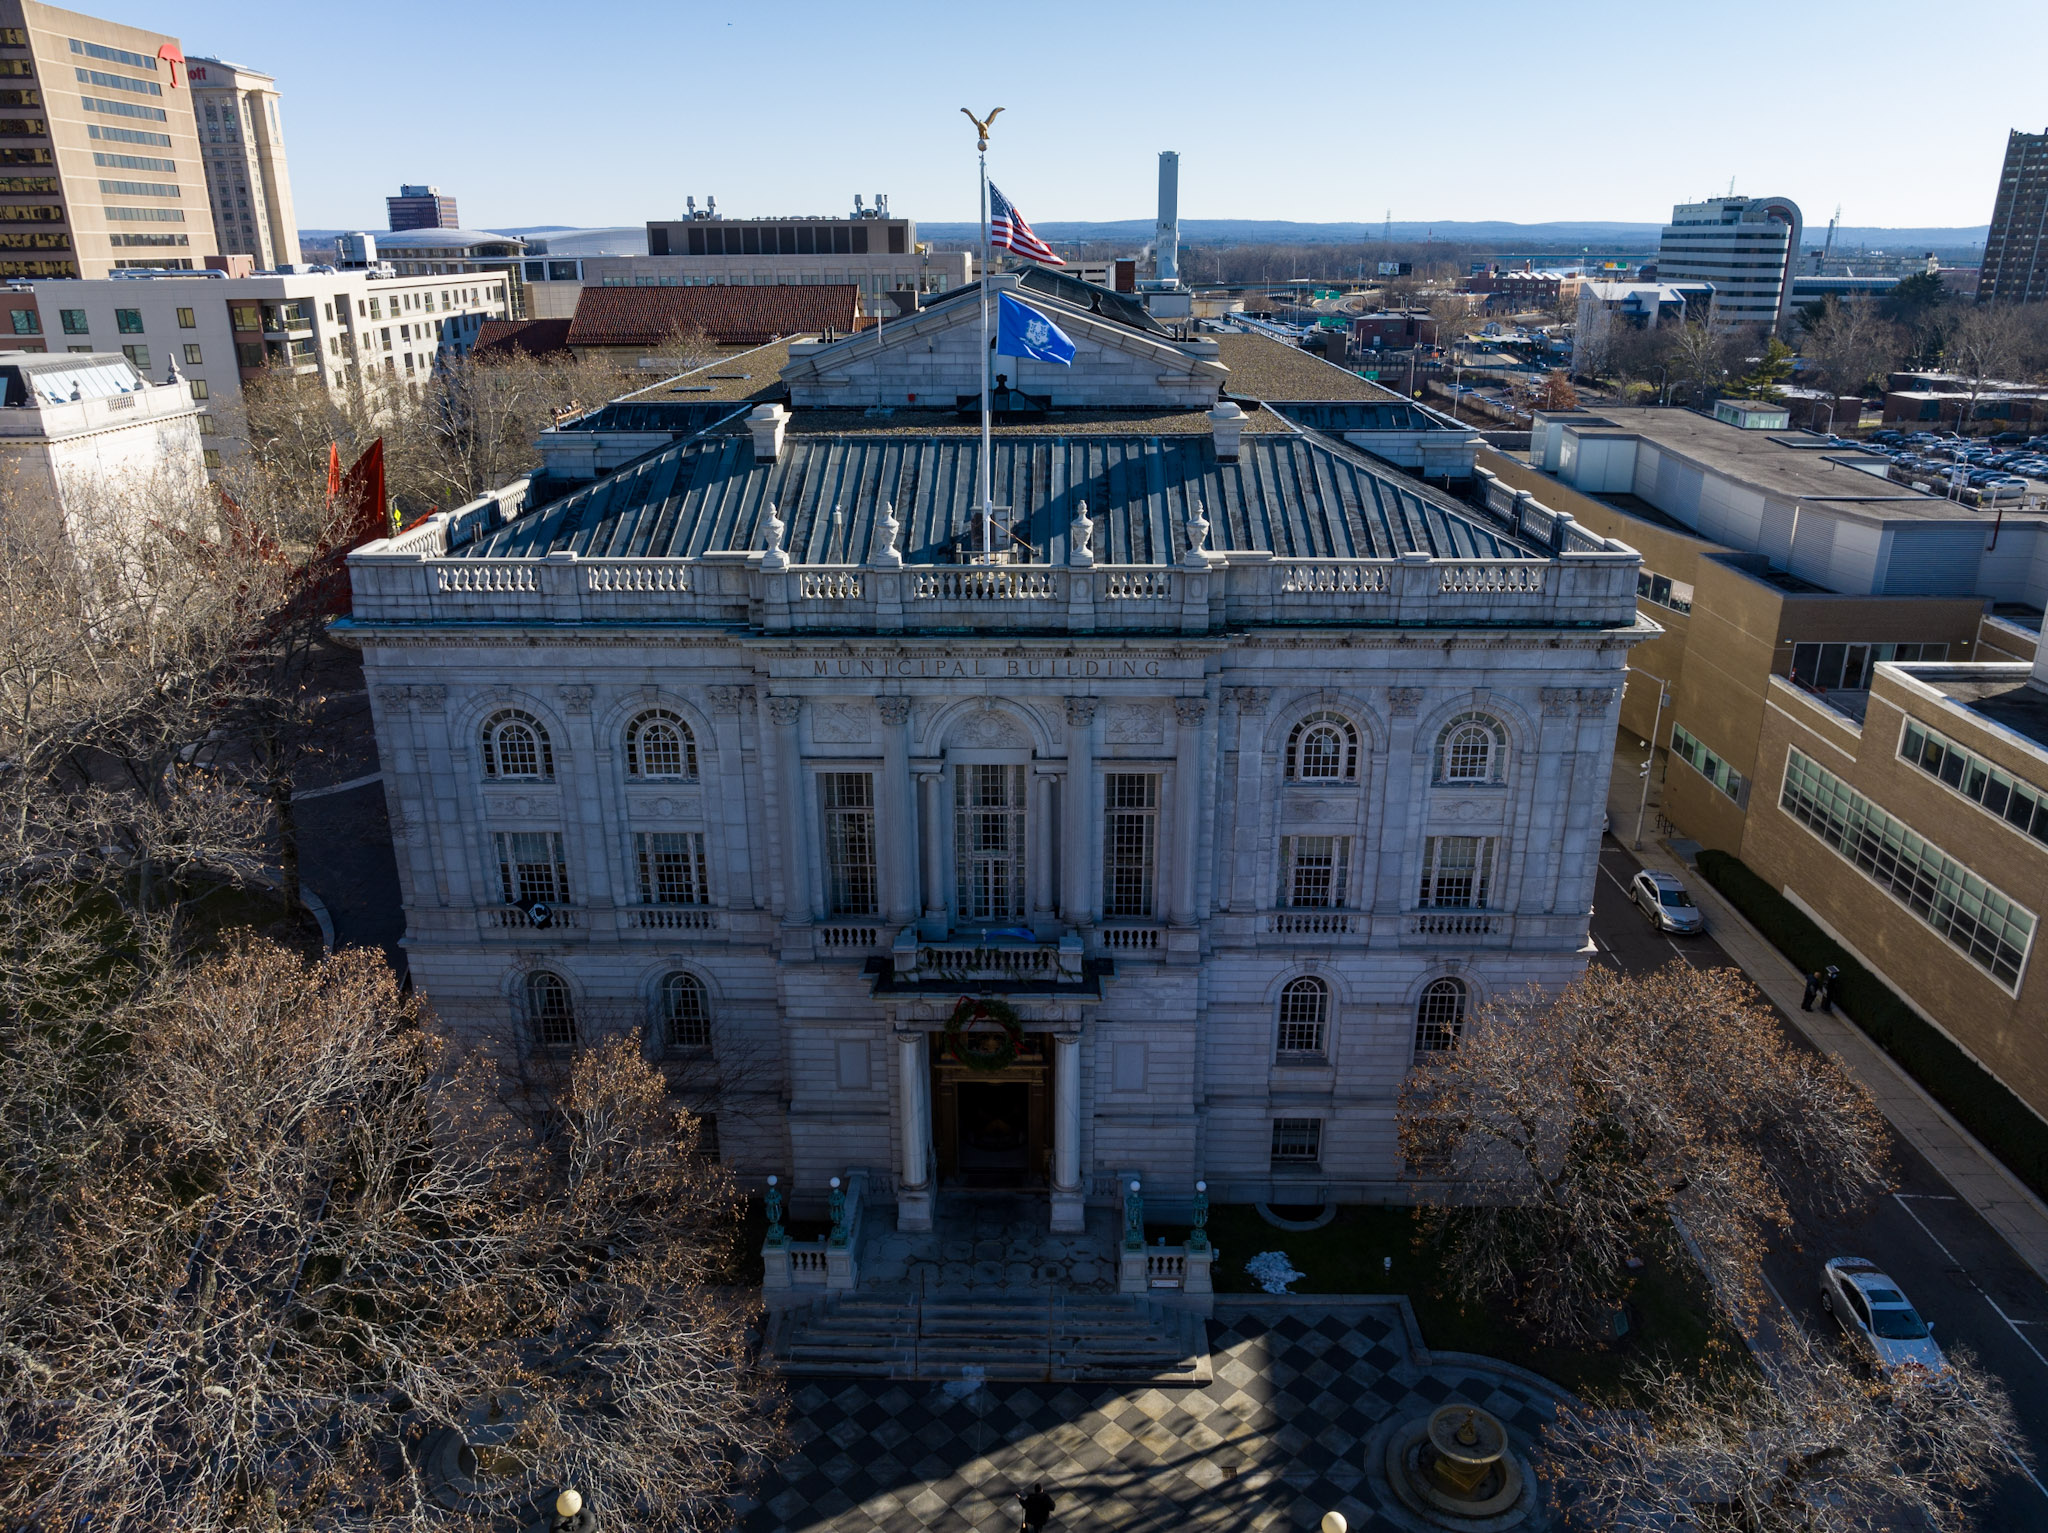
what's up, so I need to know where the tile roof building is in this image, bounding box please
[341,276,1649,1228]
[565,284,861,354]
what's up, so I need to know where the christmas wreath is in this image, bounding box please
[943,994,1024,1072]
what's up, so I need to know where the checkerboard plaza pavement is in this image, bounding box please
[735,1305,1567,1533]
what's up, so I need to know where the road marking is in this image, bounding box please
[1891,1193,2048,1373]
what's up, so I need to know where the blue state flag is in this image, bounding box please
[995,291,1076,365]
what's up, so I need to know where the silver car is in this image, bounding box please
[1630,870,1704,934]
[1820,1257,1944,1375]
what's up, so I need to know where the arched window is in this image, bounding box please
[1286,711,1359,781]
[1436,713,1507,784]
[482,709,553,781]
[626,709,697,781]
[1415,978,1467,1053]
[526,970,576,1051]
[661,972,711,1051]
[1276,976,1329,1056]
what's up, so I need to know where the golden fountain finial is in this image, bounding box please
[959,106,1004,151]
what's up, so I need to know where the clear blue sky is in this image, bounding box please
[132,0,2042,233]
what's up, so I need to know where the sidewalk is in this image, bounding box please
[1610,751,2048,1286]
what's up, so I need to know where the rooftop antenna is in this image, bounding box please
[1728,175,1736,196]
[1382,208,1391,244]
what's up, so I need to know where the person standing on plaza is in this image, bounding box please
[1017,1481,1056,1531]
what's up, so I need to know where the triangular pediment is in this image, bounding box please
[781,282,1226,411]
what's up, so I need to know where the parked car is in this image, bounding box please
[1629,870,1704,934]
[1819,1257,1944,1375]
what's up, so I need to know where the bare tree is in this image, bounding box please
[0,938,783,1531]
[1429,292,1479,355]
[1798,297,1904,401]
[1944,303,2030,437]
[1668,320,1735,404]
[1398,963,1890,1343]
[1542,1327,2025,1531]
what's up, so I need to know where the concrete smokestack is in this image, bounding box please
[1155,150,1180,287]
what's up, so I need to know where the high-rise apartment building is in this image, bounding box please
[387,183,456,231]
[1655,195,1802,331]
[187,57,295,271]
[0,0,219,278]
[1980,128,2048,306]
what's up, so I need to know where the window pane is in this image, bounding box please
[1277,979,1327,1054]
[822,772,878,916]
[1271,1118,1322,1162]
[1103,772,1157,917]
[662,972,709,1049]
[955,763,1025,923]
[637,831,708,905]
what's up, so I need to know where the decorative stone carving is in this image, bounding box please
[875,696,913,728]
[761,503,788,570]
[952,707,1027,748]
[1173,698,1206,728]
[707,685,743,714]
[813,700,874,742]
[1579,686,1620,715]
[653,796,677,818]
[1105,703,1163,743]
[1068,499,1095,567]
[766,696,803,727]
[1064,697,1098,728]
[559,685,594,715]
[1389,687,1423,717]
[375,685,409,708]
[870,501,903,568]
[1541,687,1576,717]
[1182,500,1211,568]
[1230,686,1272,716]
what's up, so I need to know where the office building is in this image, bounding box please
[1571,281,1714,373]
[517,202,972,321]
[1655,195,1802,331]
[338,276,1647,1216]
[0,0,219,278]
[186,56,294,271]
[1980,128,2048,306]
[387,182,456,231]
[25,267,513,465]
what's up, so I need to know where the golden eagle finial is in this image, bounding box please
[959,106,1004,151]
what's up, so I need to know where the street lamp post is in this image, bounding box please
[1630,668,1672,851]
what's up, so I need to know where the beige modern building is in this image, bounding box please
[186,56,294,271]
[521,209,971,320]
[0,0,219,278]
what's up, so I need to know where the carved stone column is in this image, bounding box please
[1061,698,1100,925]
[765,695,818,921]
[1226,687,1270,912]
[918,770,946,934]
[895,1027,933,1231]
[1050,1030,1084,1232]
[1375,688,1424,918]
[876,696,917,926]
[705,685,759,909]
[1170,698,1205,928]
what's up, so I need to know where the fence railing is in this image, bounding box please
[761,1170,867,1309]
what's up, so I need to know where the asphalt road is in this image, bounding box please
[1593,838,2048,1530]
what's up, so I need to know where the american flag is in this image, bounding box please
[988,182,1065,267]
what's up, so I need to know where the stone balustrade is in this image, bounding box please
[762,1170,867,1310]
[347,511,1641,634]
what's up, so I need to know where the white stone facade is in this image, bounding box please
[352,590,1638,1222]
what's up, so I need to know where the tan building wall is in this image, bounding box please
[188,57,294,271]
[1745,670,2048,1119]
[0,0,219,278]
[1479,446,1990,854]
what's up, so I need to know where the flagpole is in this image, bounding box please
[978,145,992,561]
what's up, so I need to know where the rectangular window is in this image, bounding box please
[955,763,1027,923]
[1636,570,1694,614]
[81,96,168,123]
[1790,641,1948,692]
[235,342,262,368]
[1102,772,1158,918]
[201,448,221,468]
[8,308,36,334]
[114,307,142,333]
[59,308,87,334]
[0,174,54,192]
[1271,1118,1323,1164]
[75,67,161,97]
[87,123,172,148]
[188,378,208,399]
[1900,718,2048,846]
[103,206,182,222]
[494,830,569,907]
[636,831,709,905]
[70,39,156,71]
[119,343,148,370]
[821,772,878,916]
[1418,836,1495,908]
[182,342,200,364]
[0,203,61,221]
[1280,834,1351,908]
[196,413,215,434]
[1779,747,2035,990]
[98,178,177,197]
[176,306,194,328]
[1670,724,1747,805]
[92,150,174,172]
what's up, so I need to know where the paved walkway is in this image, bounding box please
[859,1193,1120,1294]
[1606,743,2048,1286]
[736,1302,1563,1533]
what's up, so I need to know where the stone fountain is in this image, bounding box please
[1380,1402,1534,1530]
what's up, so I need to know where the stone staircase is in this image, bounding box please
[767,1289,1212,1384]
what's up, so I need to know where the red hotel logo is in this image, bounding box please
[155,43,185,87]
